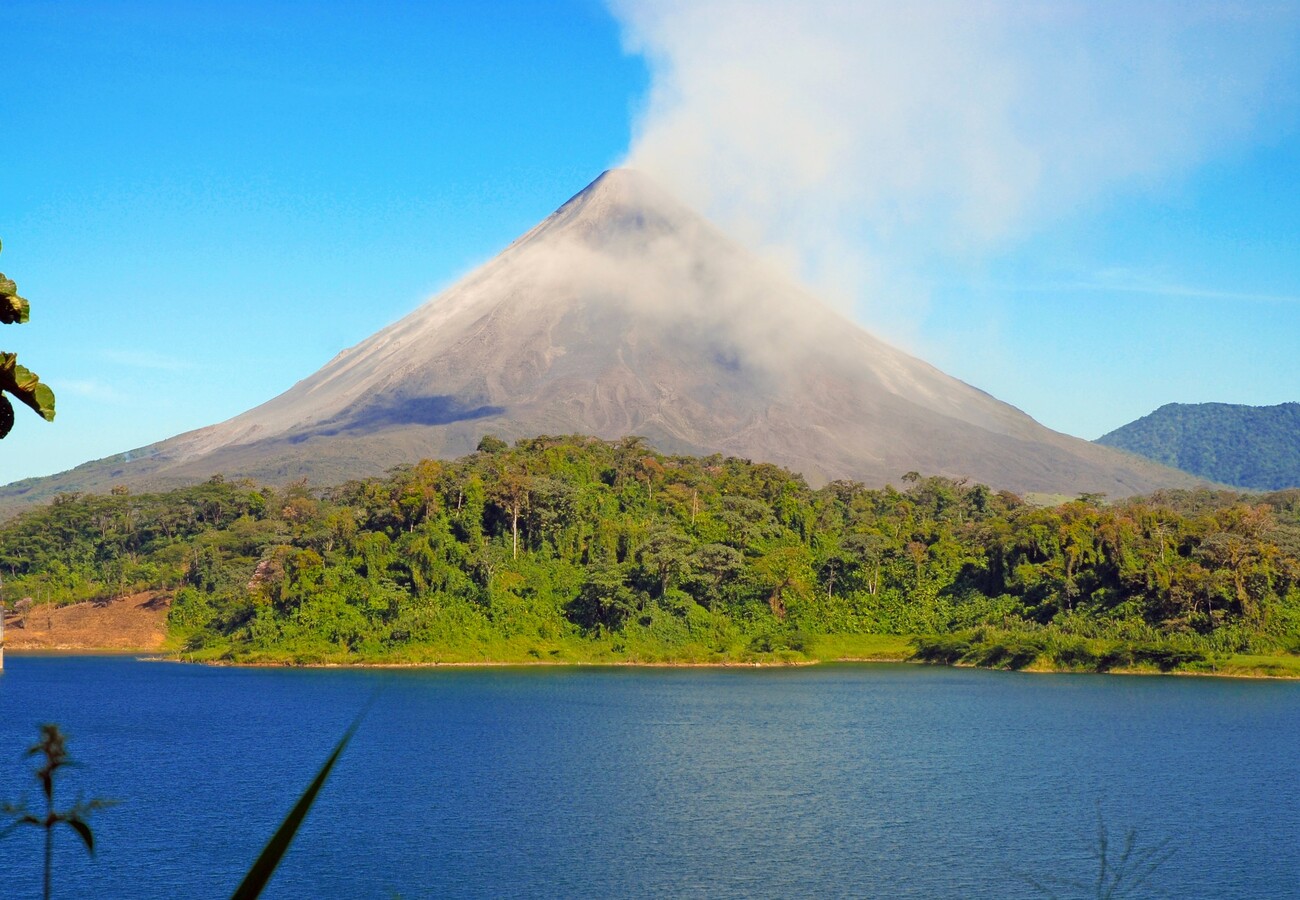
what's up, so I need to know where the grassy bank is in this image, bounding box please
[170,633,916,667]
[1210,653,1300,678]
[163,632,1300,679]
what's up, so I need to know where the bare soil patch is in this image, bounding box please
[3,591,171,651]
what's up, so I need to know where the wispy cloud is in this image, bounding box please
[974,271,1300,305]
[59,379,126,403]
[1065,281,1300,306]
[98,349,196,371]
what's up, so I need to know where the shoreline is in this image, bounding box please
[10,648,1300,680]
[4,646,156,655]
[140,654,847,669]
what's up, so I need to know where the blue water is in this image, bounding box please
[1,656,1299,898]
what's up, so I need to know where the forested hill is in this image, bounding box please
[1096,402,1300,491]
[3,435,1299,672]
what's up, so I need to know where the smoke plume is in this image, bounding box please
[608,0,1299,339]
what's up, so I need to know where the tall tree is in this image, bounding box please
[491,467,531,560]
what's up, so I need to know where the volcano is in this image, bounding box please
[4,169,1202,503]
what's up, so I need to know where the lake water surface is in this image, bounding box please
[1,656,1298,898]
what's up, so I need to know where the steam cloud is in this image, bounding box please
[608,0,1299,338]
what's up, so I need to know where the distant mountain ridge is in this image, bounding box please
[3,169,1205,508]
[1096,402,1300,490]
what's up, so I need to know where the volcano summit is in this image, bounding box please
[5,170,1200,503]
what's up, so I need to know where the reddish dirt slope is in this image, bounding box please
[3,591,171,651]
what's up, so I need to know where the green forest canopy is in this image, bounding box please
[3,434,1299,670]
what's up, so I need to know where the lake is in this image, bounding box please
[1,656,1299,898]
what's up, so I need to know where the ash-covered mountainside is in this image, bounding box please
[1097,401,1300,490]
[4,169,1203,506]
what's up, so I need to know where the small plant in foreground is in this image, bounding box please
[2,713,363,900]
[1021,807,1173,899]
[1,724,113,900]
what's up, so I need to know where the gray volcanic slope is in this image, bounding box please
[4,169,1203,504]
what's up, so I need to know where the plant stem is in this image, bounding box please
[44,819,53,900]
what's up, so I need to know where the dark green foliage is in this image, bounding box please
[2,435,1299,668]
[911,635,973,665]
[913,632,1047,670]
[966,634,1047,669]
[1096,643,1207,673]
[914,631,1210,673]
[1097,401,1300,490]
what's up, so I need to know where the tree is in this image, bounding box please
[635,527,693,598]
[636,455,664,504]
[476,434,507,454]
[569,559,637,631]
[490,467,531,560]
[844,531,887,595]
[0,239,55,438]
[753,544,814,619]
[689,543,744,612]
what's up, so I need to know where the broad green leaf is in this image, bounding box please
[0,354,55,420]
[31,382,55,420]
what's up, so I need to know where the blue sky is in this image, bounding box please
[2,1,1298,483]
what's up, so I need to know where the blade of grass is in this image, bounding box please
[230,705,370,900]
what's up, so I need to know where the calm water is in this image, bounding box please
[1,656,1299,898]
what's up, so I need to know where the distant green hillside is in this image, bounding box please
[1096,402,1300,490]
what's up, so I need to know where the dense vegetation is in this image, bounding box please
[3,435,1300,672]
[1097,401,1300,491]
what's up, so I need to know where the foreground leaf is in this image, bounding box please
[0,352,55,421]
[67,818,94,854]
[230,710,367,900]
